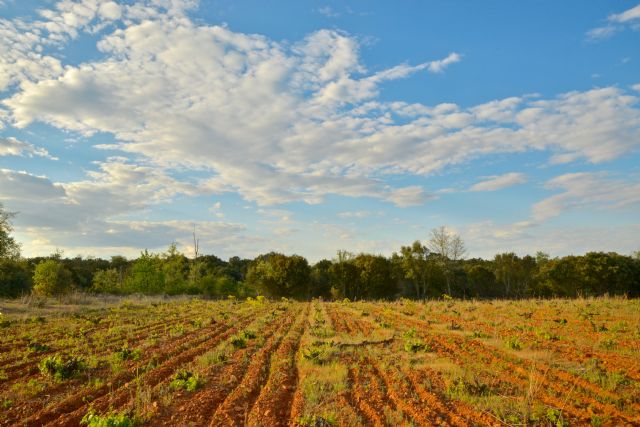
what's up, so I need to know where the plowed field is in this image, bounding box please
[1,297,639,426]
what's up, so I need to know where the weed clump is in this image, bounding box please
[39,354,85,380]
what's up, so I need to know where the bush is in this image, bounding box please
[33,260,73,297]
[39,354,84,380]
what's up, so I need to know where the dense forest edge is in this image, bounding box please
[1,203,639,299]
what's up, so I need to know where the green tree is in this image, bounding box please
[465,263,498,298]
[246,252,310,298]
[0,203,20,260]
[493,253,536,298]
[329,250,359,300]
[309,259,332,299]
[125,250,165,294]
[32,259,73,296]
[162,243,189,294]
[92,268,122,294]
[0,259,32,297]
[353,254,396,299]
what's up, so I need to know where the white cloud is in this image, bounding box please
[587,4,640,40]
[609,4,640,23]
[0,136,57,159]
[386,186,435,207]
[469,172,527,192]
[426,52,462,73]
[0,2,639,218]
[532,172,640,222]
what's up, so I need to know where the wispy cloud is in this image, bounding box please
[469,172,527,192]
[587,4,640,40]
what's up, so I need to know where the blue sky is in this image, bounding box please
[0,0,639,261]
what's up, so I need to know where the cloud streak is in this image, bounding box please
[587,4,640,40]
[469,172,527,192]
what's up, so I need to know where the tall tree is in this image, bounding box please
[427,226,466,295]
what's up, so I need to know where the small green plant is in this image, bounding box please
[471,331,490,339]
[298,414,336,426]
[301,342,335,365]
[39,354,85,380]
[505,337,523,350]
[545,408,568,427]
[404,339,429,353]
[2,399,12,410]
[115,346,141,361]
[81,409,141,427]
[169,370,204,392]
[27,342,50,352]
[230,335,247,349]
[402,327,417,339]
[240,329,257,339]
[536,330,559,341]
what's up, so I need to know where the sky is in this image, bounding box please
[0,0,639,262]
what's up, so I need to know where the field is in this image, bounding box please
[1,296,639,426]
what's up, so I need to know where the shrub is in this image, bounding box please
[39,355,84,380]
[169,370,204,392]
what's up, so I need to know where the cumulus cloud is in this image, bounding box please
[587,4,640,40]
[469,172,527,192]
[2,5,638,213]
[0,136,57,159]
[0,1,640,258]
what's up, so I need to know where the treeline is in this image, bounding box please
[0,204,638,299]
[1,243,639,300]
